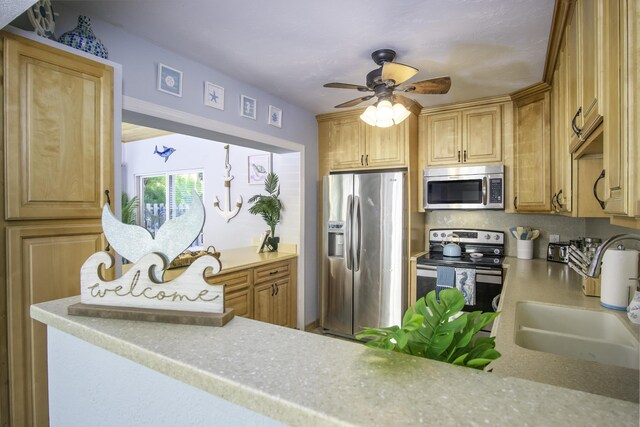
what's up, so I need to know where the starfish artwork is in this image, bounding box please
[209,90,219,103]
[204,82,224,110]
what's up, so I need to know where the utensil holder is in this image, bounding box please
[517,240,534,259]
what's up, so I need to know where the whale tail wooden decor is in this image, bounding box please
[68,251,234,326]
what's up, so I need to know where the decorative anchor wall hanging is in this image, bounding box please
[213,144,243,222]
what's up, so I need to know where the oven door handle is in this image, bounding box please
[482,176,488,205]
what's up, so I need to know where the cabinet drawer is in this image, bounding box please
[253,260,291,284]
[207,270,251,293]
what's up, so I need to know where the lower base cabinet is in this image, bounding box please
[207,257,297,328]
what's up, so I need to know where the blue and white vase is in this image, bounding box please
[58,15,108,59]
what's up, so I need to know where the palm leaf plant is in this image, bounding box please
[121,192,139,225]
[356,288,501,370]
[248,172,284,249]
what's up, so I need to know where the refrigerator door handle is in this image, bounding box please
[353,195,362,272]
[345,194,353,270]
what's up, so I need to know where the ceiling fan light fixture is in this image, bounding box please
[376,119,394,128]
[375,100,394,121]
[360,105,377,126]
[392,103,410,124]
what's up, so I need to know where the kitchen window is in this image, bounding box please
[138,170,205,249]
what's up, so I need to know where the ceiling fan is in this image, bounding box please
[323,49,451,126]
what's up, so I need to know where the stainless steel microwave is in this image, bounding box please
[423,164,504,210]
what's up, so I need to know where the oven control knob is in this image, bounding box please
[494,249,500,254]
[494,235,500,241]
[433,232,438,238]
[494,258,500,263]
[440,232,446,238]
[485,234,491,240]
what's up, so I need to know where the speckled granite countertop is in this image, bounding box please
[491,257,640,403]
[32,296,638,426]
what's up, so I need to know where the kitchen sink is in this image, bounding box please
[514,301,639,370]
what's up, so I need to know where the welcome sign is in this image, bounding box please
[80,251,224,313]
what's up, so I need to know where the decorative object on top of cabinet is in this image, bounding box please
[157,63,182,97]
[27,0,56,40]
[420,102,503,167]
[323,49,450,127]
[58,15,108,59]
[512,85,551,213]
[248,172,283,251]
[204,81,224,110]
[213,145,243,222]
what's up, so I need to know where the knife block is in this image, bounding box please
[582,276,601,297]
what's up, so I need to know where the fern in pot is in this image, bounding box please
[248,172,283,251]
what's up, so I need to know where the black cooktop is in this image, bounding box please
[417,252,504,268]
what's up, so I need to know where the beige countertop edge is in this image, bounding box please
[30,302,345,427]
[31,296,639,426]
[491,257,640,403]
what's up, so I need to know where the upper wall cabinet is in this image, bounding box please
[420,104,502,167]
[513,90,551,213]
[320,111,411,171]
[3,33,114,220]
[567,0,603,151]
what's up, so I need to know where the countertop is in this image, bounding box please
[32,294,638,426]
[491,257,640,402]
[162,246,297,281]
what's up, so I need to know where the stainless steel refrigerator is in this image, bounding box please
[321,171,407,338]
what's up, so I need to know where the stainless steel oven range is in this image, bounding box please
[416,228,505,334]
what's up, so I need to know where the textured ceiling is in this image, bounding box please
[58,0,555,115]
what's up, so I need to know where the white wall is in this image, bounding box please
[123,134,300,252]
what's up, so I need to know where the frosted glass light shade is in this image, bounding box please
[359,100,411,127]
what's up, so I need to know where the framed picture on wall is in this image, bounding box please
[204,81,224,110]
[268,105,282,128]
[240,94,257,119]
[157,63,183,97]
[248,153,271,184]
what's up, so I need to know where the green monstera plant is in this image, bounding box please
[356,288,501,370]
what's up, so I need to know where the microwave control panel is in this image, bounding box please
[489,178,503,204]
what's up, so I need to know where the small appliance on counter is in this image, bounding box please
[547,242,570,263]
[600,246,639,310]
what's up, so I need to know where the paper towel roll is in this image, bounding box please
[600,248,639,310]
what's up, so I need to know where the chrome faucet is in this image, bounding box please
[586,234,640,278]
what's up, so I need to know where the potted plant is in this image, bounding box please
[356,288,501,370]
[248,172,284,251]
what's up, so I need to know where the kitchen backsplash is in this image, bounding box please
[425,212,639,258]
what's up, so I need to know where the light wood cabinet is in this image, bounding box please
[421,104,502,167]
[321,111,410,170]
[206,257,297,328]
[513,90,551,212]
[3,34,114,220]
[566,0,603,152]
[6,224,105,427]
[329,115,366,170]
[1,32,115,427]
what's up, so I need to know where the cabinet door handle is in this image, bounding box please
[275,284,279,295]
[361,155,364,166]
[270,284,275,296]
[463,150,467,162]
[365,154,369,165]
[513,196,518,210]
[457,150,461,163]
[593,170,606,209]
[555,189,564,209]
[571,107,583,140]
[269,270,279,275]
[551,192,557,211]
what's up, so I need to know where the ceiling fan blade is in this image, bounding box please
[402,76,452,94]
[393,94,421,111]
[324,82,371,92]
[334,95,374,108]
[381,62,418,85]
